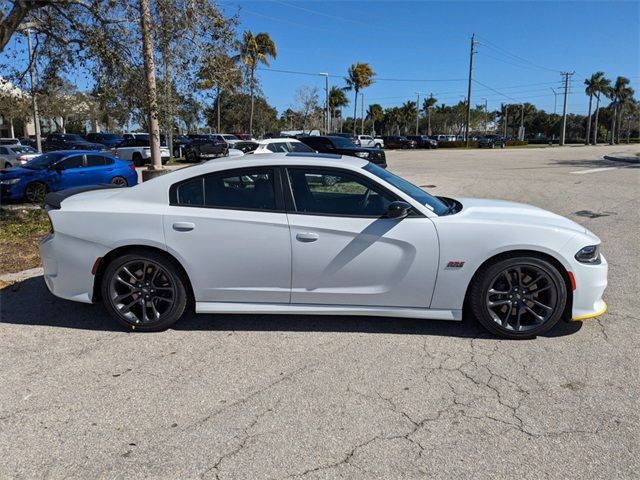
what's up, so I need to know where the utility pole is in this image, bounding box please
[518,103,525,140]
[559,71,574,146]
[25,29,42,153]
[138,0,164,179]
[427,93,434,136]
[482,97,488,134]
[320,73,329,134]
[502,103,508,138]
[464,33,476,147]
[360,92,365,135]
[415,92,420,135]
[551,87,558,115]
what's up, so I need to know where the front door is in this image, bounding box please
[53,154,87,190]
[163,167,291,304]
[285,167,439,308]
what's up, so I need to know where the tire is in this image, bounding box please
[24,181,48,203]
[4,162,12,168]
[375,143,382,149]
[132,153,143,167]
[490,143,495,149]
[467,255,567,339]
[500,143,506,149]
[110,176,128,187]
[101,250,189,332]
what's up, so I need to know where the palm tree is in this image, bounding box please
[328,86,348,132]
[610,76,633,144]
[589,72,611,145]
[400,101,417,134]
[422,95,438,135]
[238,31,276,136]
[584,72,605,145]
[344,63,375,135]
[366,103,383,135]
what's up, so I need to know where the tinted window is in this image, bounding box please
[331,137,356,148]
[266,142,289,153]
[23,152,64,169]
[86,154,113,166]
[288,168,394,216]
[289,142,314,153]
[59,155,84,169]
[175,169,276,211]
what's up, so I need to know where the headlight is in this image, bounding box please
[0,178,21,185]
[575,245,601,264]
[354,152,369,159]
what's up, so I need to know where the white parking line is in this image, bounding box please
[570,167,619,175]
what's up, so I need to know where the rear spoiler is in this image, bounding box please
[44,184,124,210]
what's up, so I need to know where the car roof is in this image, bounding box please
[48,150,112,155]
[257,138,302,145]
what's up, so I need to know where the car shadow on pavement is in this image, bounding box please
[1,275,582,339]
[550,158,640,169]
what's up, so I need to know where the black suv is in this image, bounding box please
[406,135,438,149]
[183,138,227,162]
[43,133,105,151]
[478,135,506,148]
[297,136,387,168]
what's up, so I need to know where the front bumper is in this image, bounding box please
[570,254,608,321]
[1,182,25,200]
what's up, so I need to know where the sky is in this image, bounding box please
[220,0,640,116]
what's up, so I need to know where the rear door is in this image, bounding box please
[85,154,115,184]
[163,167,292,304]
[285,166,439,308]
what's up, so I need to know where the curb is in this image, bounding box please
[603,154,640,164]
[0,267,43,284]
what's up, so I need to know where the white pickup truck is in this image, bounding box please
[110,137,170,166]
[354,135,384,148]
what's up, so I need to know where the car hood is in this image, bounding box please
[0,166,42,178]
[455,197,588,235]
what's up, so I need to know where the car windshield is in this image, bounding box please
[64,134,85,141]
[331,136,356,148]
[23,152,64,169]
[102,134,122,140]
[363,163,449,216]
[222,135,238,140]
[12,146,37,153]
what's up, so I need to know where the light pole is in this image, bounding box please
[551,87,558,115]
[319,72,329,134]
[18,24,42,152]
[360,92,365,135]
[482,97,488,134]
[415,92,420,135]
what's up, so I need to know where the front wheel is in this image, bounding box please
[375,143,382,149]
[467,256,567,339]
[101,251,189,331]
[24,181,47,203]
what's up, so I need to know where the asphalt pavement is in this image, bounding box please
[1,144,638,479]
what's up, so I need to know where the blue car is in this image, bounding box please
[0,150,138,202]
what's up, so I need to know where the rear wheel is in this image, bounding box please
[375,143,382,149]
[4,162,12,168]
[132,153,143,166]
[101,251,189,331]
[24,181,47,203]
[110,176,128,187]
[468,255,566,339]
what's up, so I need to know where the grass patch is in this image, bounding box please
[0,208,50,275]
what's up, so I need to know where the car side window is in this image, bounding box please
[0,147,7,154]
[58,155,84,169]
[173,168,277,211]
[86,154,113,166]
[287,168,396,217]
[266,142,288,153]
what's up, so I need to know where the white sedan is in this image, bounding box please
[40,154,608,338]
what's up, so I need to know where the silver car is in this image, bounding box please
[0,144,40,168]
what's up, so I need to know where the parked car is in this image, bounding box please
[328,133,357,144]
[253,138,315,154]
[0,144,40,168]
[111,138,170,166]
[382,136,417,149]
[0,138,20,145]
[431,134,456,143]
[183,138,227,162]
[40,153,608,338]
[232,133,255,141]
[43,133,105,152]
[18,137,37,148]
[171,135,191,157]
[1,150,137,202]
[354,135,383,148]
[478,135,506,148]
[85,132,124,147]
[374,137,385,148]
[298,135,386,168]
[406,135,438,149]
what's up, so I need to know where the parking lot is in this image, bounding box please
[1,144,638,479]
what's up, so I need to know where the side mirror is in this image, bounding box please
[386,201,411,219]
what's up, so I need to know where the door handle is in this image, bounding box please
[172,222,195,232]
[296,232,319,242]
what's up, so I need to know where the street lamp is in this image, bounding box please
[319,72,329,134]
[482,97,488,134]
[17,22,42,152]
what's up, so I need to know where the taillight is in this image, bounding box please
[128,162,136,170]
[112,150,119,158]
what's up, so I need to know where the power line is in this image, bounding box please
[475,35,563,73]
[258,67,465,83]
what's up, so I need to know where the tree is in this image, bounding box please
[238,31,276,135]
[292,86,320,133]
[584,73,611,144]
[328,86,348,131]
[609,76,634,144]
[366,103,383,135]
[400,101,417,134]
[344,62,375,135]
[204,92,278,136]
[198,53,242,132]
[422,95,437,135]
